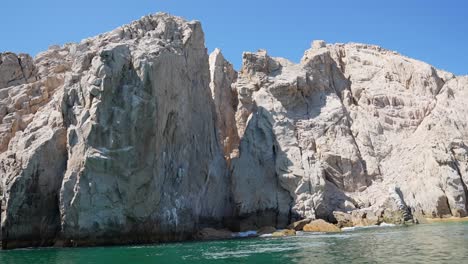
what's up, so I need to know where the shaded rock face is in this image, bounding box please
[227,47,369,227]
[1,13,468,249]
[1,13,229,249]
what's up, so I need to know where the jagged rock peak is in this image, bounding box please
[100,13,202,47]
[39,13,203,53]
[0,52,37,89]
[311,40,326,50]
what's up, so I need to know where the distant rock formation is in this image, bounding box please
[0,13,467,249]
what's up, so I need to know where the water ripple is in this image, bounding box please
[0,222,467,264]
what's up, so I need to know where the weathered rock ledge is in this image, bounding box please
[1,13,467,249]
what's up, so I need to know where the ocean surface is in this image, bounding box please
[1,222,467,264]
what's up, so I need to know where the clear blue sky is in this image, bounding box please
[1,0,467,75]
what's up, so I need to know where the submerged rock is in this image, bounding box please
[234,230,258,238]
[257,226,277,235]
[196,228,233,240]
[271,229,296,237]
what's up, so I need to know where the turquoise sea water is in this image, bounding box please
[1,222,467,264]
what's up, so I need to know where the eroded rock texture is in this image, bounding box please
[1,13,467,249]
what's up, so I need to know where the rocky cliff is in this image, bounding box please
[0,13,230,249]
[220,41,467,230]
[0,13,467,249]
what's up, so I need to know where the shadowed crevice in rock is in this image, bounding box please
[451,165,468,216]
[229,107,293,231]
[449,143,468,214]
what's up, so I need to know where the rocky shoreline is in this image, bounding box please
[196,215,467,241]
[1,13,467,249]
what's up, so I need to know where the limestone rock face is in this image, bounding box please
[323,43,467,218]
[223,40,468,227]
[1,13,229,249]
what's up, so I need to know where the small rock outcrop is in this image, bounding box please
[271,229,296,237]
[1,13,468,249]
[303,219,341,232]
